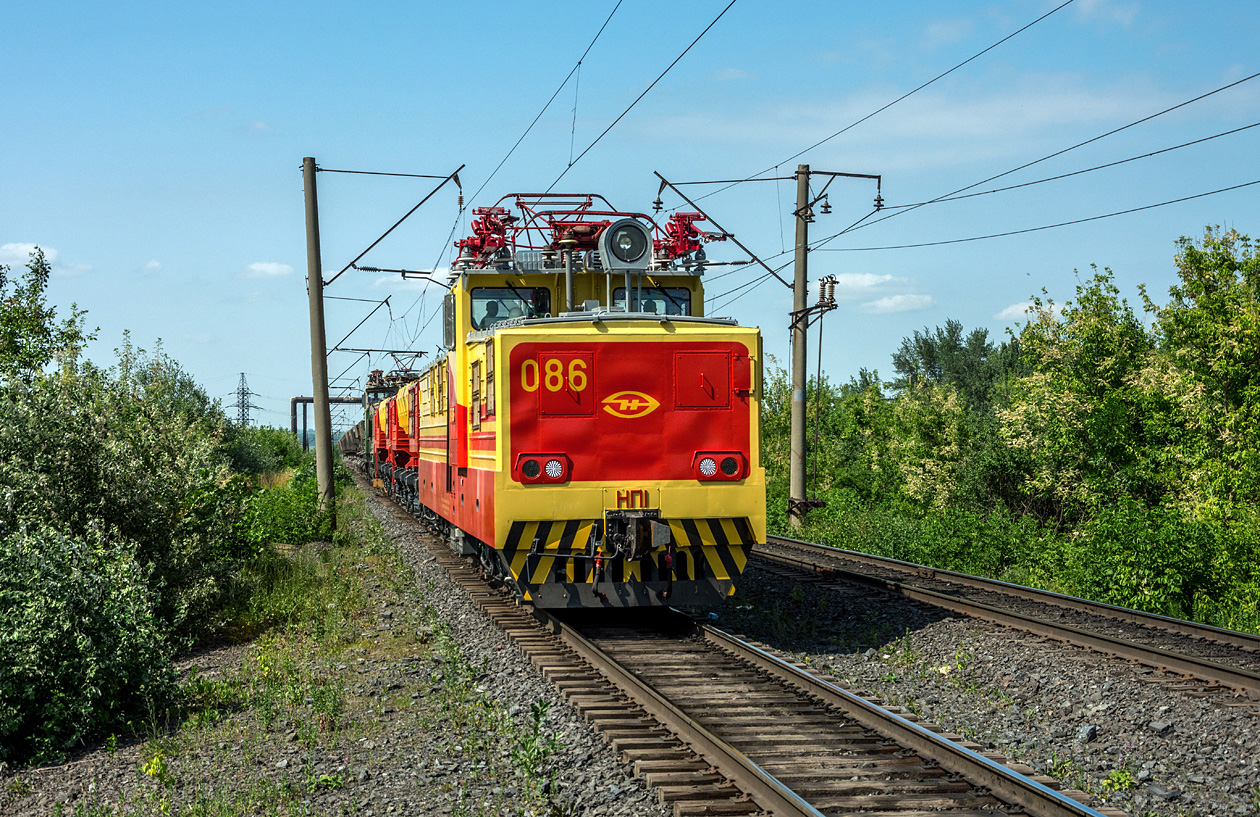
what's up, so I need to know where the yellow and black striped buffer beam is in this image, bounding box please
[503,520,595,582]
[504,517,754,586]
[670,518,754,583]
[668,518,756,549]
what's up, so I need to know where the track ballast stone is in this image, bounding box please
[372,489,672,817]
[721,562,1260,817]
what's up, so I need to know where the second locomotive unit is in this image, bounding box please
[344,193,765,608]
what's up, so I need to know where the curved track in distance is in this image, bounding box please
[762,535,1260,704]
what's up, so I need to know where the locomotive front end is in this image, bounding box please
[494,319,764,607]
[473,206,765,608]
[356,193,766,610]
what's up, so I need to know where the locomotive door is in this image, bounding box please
[445,363,455,495]
[444,359,468,497]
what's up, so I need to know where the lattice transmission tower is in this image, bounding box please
[231,372,262,426]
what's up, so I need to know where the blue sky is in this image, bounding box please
[4,0,1258,431]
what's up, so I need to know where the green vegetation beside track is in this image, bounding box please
[0,248,339,766]
[2,247,569,813]
[4,485,568,815]
[766,227,1260,634]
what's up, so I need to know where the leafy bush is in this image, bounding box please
[0,249,289,765]
[0,360,254,642]
[1057,501,1208,617]
[245,462,334,547]
[0,526,173,764]
[799,493,1045,580]
[224,426,307,476]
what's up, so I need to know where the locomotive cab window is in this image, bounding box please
[471,287,550,329]
[614,286,691,316]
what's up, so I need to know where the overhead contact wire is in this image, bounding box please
[468,0,624,207]
[569,61,582,167]
[777,0,1079,169]
[689,0,1078,205]
[413,3,626,348]
[814,179,1260,251]
[548,0,740,191]
[833,70,1260,240]
[877,119,1260,210]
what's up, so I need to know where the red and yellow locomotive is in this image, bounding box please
[344,194,765,608]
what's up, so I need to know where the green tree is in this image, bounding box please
[0,248,92,381]
[1142,227,1260,504]
[890,318,1024,412]
[999,268,1156,523]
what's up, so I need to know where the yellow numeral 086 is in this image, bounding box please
[521,357,587,393]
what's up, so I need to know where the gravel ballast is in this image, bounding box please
[721,563,1260,817]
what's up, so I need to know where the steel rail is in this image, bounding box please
[767,534,1260,652]
[538,612,826,817]
[700,625,1109,817]
[361,472,1118,816]
[764,537,1260,695]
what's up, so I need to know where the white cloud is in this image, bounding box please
[996,300,1063,321]
[862,294,934,314]
[831,272,896,295]
[246,261,293,278]
[1,242,58,265]
[245,120,271,135]
[995,301,1033,320]
[144,259,162,272]
[713,67,756,81]
[1075,0,1138,26]
[921,18,974,50]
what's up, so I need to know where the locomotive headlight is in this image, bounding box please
[599,218,652,270]
[720,456,739,476]
[544,459,564,479]
[522,459,541,479]
[698,457,718,477]
[613,227,645,261]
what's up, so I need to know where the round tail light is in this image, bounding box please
[515,453,571,484]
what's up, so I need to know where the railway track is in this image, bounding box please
[374,491,1125,817]
[568,619,1121,817]
[761,534,1260,704]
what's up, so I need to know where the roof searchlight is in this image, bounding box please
[599,218,652,272]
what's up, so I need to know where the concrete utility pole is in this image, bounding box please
[786,165,882,529]
[303,156,336,530]
[789,164,810,531]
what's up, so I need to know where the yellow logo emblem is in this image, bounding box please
[602,391,660,419]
